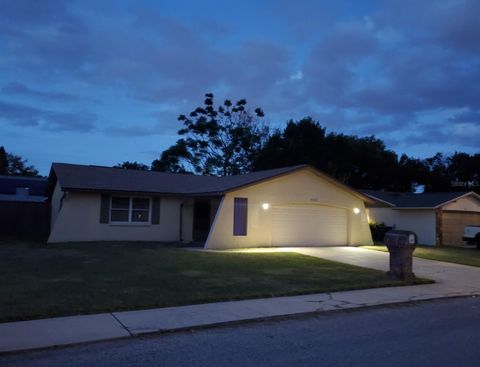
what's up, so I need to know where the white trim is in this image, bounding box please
[109,196,152,224]
[362,193,396,207]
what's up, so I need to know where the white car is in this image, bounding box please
[463,226,480,248]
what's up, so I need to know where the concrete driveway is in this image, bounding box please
[289,246,480,296]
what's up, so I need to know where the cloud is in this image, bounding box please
[104,125,159,137]
[43,112,96,132]
[0,99,96,132]
[2,82,78,101]
[1,0,479,166]
[0,100,42,126]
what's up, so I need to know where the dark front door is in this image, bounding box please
[193,199,211,242]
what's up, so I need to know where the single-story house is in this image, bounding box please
[47,163,374,248]
[0,175,49,237]
[363,190,480,246]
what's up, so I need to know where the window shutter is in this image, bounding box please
[233,197,248,236]
[100,194,110,223]
[151,197,161,224]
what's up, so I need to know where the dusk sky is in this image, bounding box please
[1,0,479,175]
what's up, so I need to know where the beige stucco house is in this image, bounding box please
[363,190,480,246]
[47,163,374,248]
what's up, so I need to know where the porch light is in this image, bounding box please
[353,207,360,214]
[262,203,270,210]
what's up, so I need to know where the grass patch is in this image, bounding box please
[1,241,429,322]
[362,245,480,268]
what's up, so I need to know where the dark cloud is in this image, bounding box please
[449,109,480,125]
[1,0,479,170]
[2,82,78,101]
[43,112,96,132]
[0,99,96,132]
[0,100,42,126]
[402,122,480,149]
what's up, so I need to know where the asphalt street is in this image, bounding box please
[2,297,480,367]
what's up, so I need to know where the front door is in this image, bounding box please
[193,199,211,242]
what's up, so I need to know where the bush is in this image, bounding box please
[369,222,392,242]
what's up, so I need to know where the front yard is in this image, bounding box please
[362,245,480,268]
[0,241,428,322]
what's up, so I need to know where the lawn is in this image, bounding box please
[1,241,428,323]
[362,245,480,267]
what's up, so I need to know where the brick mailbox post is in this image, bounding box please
[384,230,417,281]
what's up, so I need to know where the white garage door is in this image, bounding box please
[271,205,348,246]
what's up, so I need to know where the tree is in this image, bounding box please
[254,118,400,190]
[396,154,430,192]
[254,117,326,170]
[114,161,149,171]
[0,146,39,177]
[154,93,269,176]
[0,146,7,175]
[151,143,191,173]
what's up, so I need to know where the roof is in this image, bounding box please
[362,190,480,209]
[0,175,47,196]
[49,163,370,201]
[0,194,47,202]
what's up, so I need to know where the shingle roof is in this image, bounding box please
[362,189,479,208]
[50,163,311,196]
[0,175,47,196]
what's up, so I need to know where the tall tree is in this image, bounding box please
[254,118,400,190]
[153,93,269,176]
[151,144,191,173]
[114,161,149,171]
[0,146,8,175]
[0,146,39,177]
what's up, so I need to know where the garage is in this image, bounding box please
[442,211,480,246]
[271,205,348,246]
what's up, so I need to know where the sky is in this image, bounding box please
[1,0,479,175]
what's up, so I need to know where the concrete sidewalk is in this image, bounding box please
[1,247,479,353]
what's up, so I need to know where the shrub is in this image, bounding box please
[369,222,392,242]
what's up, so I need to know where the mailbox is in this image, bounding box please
[384,230,417,281]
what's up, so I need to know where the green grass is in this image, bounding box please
[362,245,480,267]
[0,241,429,323]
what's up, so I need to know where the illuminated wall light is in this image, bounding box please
[262,203,270,210]
[353,207,360,214]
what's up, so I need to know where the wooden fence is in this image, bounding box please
[0,201,50,238]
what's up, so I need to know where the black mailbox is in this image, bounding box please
[384,230,417,281]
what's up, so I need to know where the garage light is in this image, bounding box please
[353,207,360,214]
[262,203,270,210]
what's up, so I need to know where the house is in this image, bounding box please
[47,163,374,248]
[0,175,49,237]
[0,175,47,202]
[363,190,480,246]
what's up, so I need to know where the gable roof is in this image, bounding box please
[49,163,370,201]
[362,190,480,209]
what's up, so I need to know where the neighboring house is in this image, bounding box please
[0,175,49,237]
[47,163,374,248]
[0,175,47,202]
[363,190,480,246]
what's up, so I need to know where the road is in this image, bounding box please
[2,297,480,367]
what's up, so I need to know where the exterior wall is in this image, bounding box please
[442,195,480,212]
[367,208,437,245]
[50,182,63,231]
[181,199,194,242]
[48,190,195,243]
[205,169,372,249]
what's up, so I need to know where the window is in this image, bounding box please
[233,197,248,236]
[110,197,150,223]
